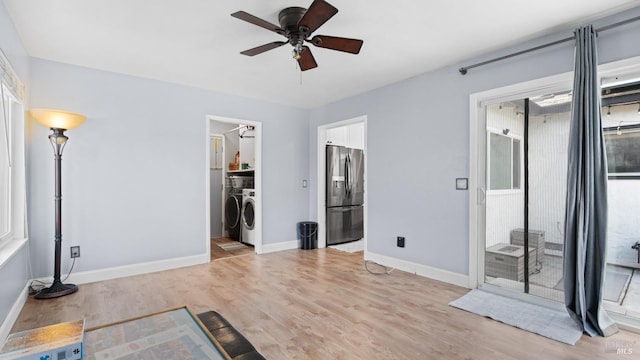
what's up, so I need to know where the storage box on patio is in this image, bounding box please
[485,243,536,281]
[510,228,545,264]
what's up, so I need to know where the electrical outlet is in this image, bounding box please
[397,236,405,248]
[70,246,80,258]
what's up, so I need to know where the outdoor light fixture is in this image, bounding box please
[607,105,611,117]
[616,120,624,136]
[30,109,86,299]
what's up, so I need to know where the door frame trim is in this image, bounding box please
[206,115,263,255]
[316,116,367,250]
[469,73,574,289]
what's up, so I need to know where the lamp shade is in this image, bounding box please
[31,109,86,130]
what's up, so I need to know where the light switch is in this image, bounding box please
[302,180,308,188]
[456,178,468,190]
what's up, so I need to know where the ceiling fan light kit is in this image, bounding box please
[231,0,363,71]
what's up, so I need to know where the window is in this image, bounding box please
[488,131,521,191]
[0,86,12,241]
[0,49,26,251]
[604,124,640,179]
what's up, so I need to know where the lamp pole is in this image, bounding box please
[35,128,78,299]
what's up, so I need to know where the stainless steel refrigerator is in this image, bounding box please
[326,145,364,245]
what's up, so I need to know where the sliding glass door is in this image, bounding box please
[473,60,640,330]
[482,90,571,302]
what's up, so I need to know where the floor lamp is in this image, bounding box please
[31,109,86,299]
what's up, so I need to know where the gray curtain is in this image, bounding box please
[563,25,618,337]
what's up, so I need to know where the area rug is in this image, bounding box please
[217,241,248,251]
[603,269,631,303]
[449,289,582,345]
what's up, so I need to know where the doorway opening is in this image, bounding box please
[469,56,640,330]
[206,115,262,260]
[316,116,367,254]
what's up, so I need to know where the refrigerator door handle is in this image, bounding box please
[347,153,353,196]
[344,153,350,197]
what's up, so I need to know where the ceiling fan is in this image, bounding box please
[231,0,364,71]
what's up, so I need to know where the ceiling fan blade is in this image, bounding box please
[310,35,363,54]
[298,46,318,71]
[240,41,288,56]
[298,0,338,35]
[231,11,285,35]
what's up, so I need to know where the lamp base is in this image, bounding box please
[34,280,78,299]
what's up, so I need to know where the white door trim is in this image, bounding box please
[469,72,575,289]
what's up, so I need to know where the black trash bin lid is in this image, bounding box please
[297,221,318,236]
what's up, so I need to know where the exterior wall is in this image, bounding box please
[485,103,525,248]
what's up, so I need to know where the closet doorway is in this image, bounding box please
[206,115,262,258]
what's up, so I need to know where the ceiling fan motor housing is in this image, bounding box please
[279,7,308,46]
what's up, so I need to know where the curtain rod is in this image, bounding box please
[458,14,640,75]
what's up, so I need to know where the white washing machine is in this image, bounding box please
[241,188,257,245]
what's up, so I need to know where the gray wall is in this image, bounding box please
[309,7,640,275]
[0,1,30,331]
[27,59,310,278]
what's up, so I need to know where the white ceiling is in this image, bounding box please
[4,0,640,108]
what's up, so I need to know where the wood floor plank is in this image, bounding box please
[11,248,640,359]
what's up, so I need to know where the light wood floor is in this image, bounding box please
[12,249,640,359]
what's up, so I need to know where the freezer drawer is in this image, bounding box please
[326,205,363,245]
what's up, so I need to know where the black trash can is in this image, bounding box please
[297,221,318,250]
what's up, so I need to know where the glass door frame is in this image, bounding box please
[471,81,571,310]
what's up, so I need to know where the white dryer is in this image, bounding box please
[241,188,257,245]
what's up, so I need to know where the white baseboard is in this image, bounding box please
[1,254,208,340]
[33,253,209,286]
[365,251,470,289]
[260,240,298,254]
[0,282,29,342]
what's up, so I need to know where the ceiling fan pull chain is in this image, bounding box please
[294,61,303,85]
